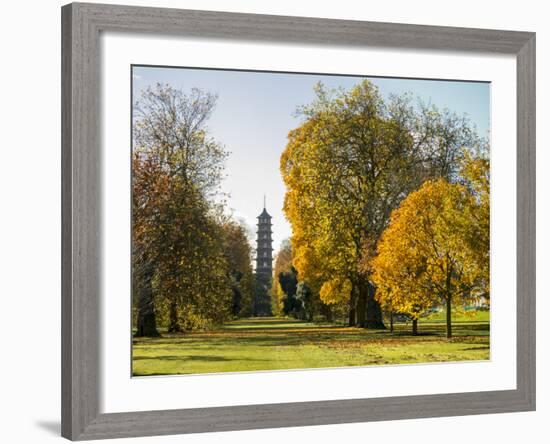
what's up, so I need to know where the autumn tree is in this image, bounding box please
[459,151,490,298]
[222,220,255,317]
[134,84,227,197]
[155,189,232,332]
[270,240,291,315]
[271,240,301,317]
[281,80,482,328]
[132,154,166,337]
[132,83,231,335]
[372,177,488,337]
[296,282,314,322]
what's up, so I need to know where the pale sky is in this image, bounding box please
[132,66,490,256]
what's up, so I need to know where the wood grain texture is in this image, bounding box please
[61,4,73,438]
[77,390,532,440]
[77,2,531,53]
[61,2,536,440]
[516,34,536,409]
[62,3,101,439]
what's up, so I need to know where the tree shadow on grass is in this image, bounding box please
[372,330,439,337]
[461,346,490,351]
[133,320,491,352]
[136,333,339,348]
[134,355,230,362]
[185,333,370,347]
[133,354,271,363]
[224,318,303,326]
[135,330,484,349]
[222,325,345,332]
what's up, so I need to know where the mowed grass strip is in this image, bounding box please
[132,315,490,376]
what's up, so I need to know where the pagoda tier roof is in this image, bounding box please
[257,207,272,218]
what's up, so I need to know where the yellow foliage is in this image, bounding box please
[319,278,352,305]
[281,79,489,323]
[280,81,414,306]
[372,178,489,320]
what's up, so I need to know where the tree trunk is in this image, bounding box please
[348,290,357,327]
[412,318,418,335]
[168,299,182,333]
[365,281,386,329]
[446,295,452,338]
[321,303,333,322]
[356,281,367,328]
[445,264,453,338]
[134,261,159,337]
[390,311,394,333]
[231,286,241,317]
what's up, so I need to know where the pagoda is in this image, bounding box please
[254,197,273,316]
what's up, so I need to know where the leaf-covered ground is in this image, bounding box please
[132,314,489,376]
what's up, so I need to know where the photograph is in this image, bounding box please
[131,66,491,377]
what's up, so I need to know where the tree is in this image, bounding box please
[459,151,490,298]
[296,282,314,322]
[270,239,301,316]
[134,84,227,198]
[222,221,255,317]
[372,177,488,337]
[152,180,232,332]
[132,83,231,334]
[270,240,291,315]
[281,80,482,328]
[132,154,167,337]
[279,269,300,316]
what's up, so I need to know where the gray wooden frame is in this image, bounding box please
[61,2,536,440]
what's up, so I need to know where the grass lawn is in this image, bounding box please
[422,309,490,323]
[132,315,490,376]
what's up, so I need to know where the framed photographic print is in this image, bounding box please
[61,2,536,440]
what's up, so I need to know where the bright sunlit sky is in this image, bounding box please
[132,66,490,255]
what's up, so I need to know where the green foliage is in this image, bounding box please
[279,269,299,315]
[221,221,255,317]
